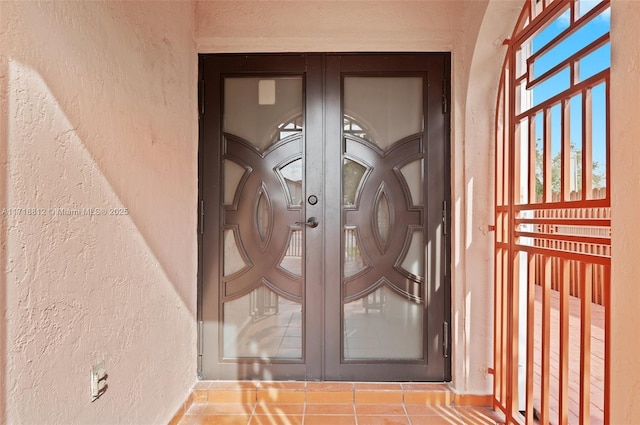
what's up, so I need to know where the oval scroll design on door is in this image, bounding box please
[373,182,394,254]
[343,134,425,304]
[222,133,303,303]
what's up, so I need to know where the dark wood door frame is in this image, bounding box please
[198,53,451,382]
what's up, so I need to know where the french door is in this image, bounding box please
[199,54,451,381]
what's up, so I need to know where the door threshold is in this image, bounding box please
[190,380,492,406]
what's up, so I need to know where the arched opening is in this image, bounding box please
[494,0,611,423]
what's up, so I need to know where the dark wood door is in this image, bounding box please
[199,54,451,381]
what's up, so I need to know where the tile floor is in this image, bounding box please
[175,382,505,425]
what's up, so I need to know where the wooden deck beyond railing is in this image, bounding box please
[533,286,605,424]
[532,193,610,305]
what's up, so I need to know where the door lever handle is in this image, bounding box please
[295,217,319,228]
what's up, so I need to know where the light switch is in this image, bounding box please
[90,361,107,402]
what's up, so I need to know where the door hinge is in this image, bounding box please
[199,199,204,235]
[443,321,450,358]
[442,79,448,114]
[199,79,205,115]
[442,201,448,235]
[197,320,204,378]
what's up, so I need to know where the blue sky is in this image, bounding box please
[531,1,610,178]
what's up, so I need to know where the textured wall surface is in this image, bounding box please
[195,0,517,394]
[453,0,522,394]
[196,0,458,53]
[0,2,197,424]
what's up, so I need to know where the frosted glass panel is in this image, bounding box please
[344,228,366,277]
[400,159,423,206]
[224,77,303,150]
[343,159,366,207]
[224,229,246,276]
[256,189,270,241]
[279,159,303,206]
[400,230,424,278]
[224,160,246,205]
[344,77,423,149]
[223,286,302,359]
[376,192,391,245]
[280,230,302,277]
[344,287,423,360]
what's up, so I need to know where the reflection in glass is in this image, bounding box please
[224,77,303,150]
[376,191,391,246]
[400,159,423,206]
[343,159,366,207]
[224,229,246,276]
[277,116,303,141]
[400,230,424,278]
[279,158,303,206]
[224,160,246,205]
[344,228,366,277]
[280,230,302,277]
[344,287,423,360]
[344,115,370,141]
[344,77,423,150]
[256,187,270,242]
[223,286,302,359]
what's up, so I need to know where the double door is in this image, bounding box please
[199,54,450,381]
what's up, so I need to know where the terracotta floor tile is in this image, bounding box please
[355,391,404,404]
[306,390,353,403]
[455,407,504,424]
[203,403,255,415]
[193,381,212,390]
[187,403,211,414]
[253,403,305,415]
[355,404,406,415]
[306,382,354,392]
[208,389,256,404]
[181,414,252,425]
[407,415,464,425]
[356,416,410,425]
[249,414,304,425]
[404,391,452,405]
[304,415,357,425]
[182,381,503,425]
[402,383,450,392]
[355,383,403,391]
[192,390,208,403]
[454,394,493,407]
[257,389,305,404]
[177,415,199,425]
[305,403,356,415]
[405,405,458,417]
[258,381,306,390]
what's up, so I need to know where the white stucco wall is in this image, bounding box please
[0,2,197,424]
[456,0,522,394]
[195,0,513,394]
